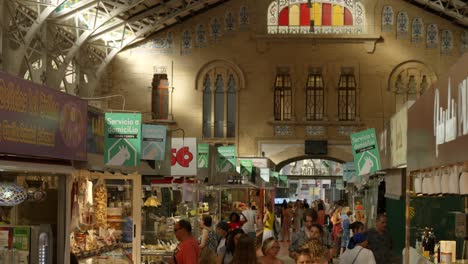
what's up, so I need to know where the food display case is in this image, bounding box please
[140,177,199,264]
[69,171,141,264]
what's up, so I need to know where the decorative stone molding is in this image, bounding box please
[274,125,294,136]
[306,126,326,136]
[337,126,357,136]
[254,34,381,54]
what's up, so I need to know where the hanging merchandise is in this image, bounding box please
[0,182,28,206]
[93,179,108,228]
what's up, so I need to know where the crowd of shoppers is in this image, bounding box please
[171,199,394,264]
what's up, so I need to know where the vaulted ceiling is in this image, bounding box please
[3,0,467,96]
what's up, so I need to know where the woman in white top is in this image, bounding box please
[339,233,376,264]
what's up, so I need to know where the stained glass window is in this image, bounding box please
[203,75,212,138]
[306,74,324,121]
[338,74,356,121]
[267,0,364,34]
[274,74,292,121]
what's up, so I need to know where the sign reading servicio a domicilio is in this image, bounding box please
[104,113,141,166]
[350,128,381,176]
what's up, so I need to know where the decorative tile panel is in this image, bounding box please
[210,17,222,41]
[196,24,207,48]
[440,29,453,55]
[274,125,293,136]
[239,5,250,30]
[181,29,192,55]
[382,6,394,32]
[306,126,326,136]
[225,11,236,33]
[338,126,357,136]
[396,12,409,39]
[461,31,468,54]
[411,17,424,44]
[426,24,438,49]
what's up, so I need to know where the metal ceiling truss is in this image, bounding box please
[3,0,228,97]
[406,0,468,27]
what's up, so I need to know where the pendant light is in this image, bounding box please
[0,182,28,206]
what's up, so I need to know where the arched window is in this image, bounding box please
[203,76,212,137]
[214,75,225,138]
[338,73,356,121]
[306,73,324,121]
[274,74,292,121]
[267,0,365,34]
[227,76,236,138]
[197,60,245,140]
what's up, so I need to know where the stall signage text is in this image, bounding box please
[434,76,468,157]
[0,71,87,160]
[104,113,142,166]
[171,138,197,176]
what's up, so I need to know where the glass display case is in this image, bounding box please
[69,171,141,264]
[140,177,199,264]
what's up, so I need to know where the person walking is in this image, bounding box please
[200,215,217,252]
[257,237,284,264]
[280,203,292,242]
[288,208,334,260]
[262,204,275,242]
[241,202,257,241]
[366,214,393,264]
[173,219,200,264]
[339,233,376,264]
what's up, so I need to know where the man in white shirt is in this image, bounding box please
[240,202,257,241]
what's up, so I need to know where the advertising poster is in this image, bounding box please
[0,71,87,161]
[104,113,142,166]
[142,124,166,161]
[350,128,381,176]
[171,138,197,176]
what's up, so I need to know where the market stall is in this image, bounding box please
[0,70,87,264]
[69,170,141,264]
[406,53,468,263]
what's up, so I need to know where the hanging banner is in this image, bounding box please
[0,71,87,161]
[171,138,197,176]
[197,143,209,168]
[104,113,142,166]
[87,107,105,155]
[141,124,166,161]
[239,159,253,177]
[350,128,381,176]
[279,174,288,187]
[336,179,345,190]
[343,162,360,183]
[217,146,236,173]
[260,168,270,182]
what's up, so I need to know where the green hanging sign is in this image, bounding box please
[197,143,209,168]
[104,113,142,166]
[350,128,381,176]
[239,159,253,177]
[217,146,236,173]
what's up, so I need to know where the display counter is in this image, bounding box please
[69,171,141,264]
